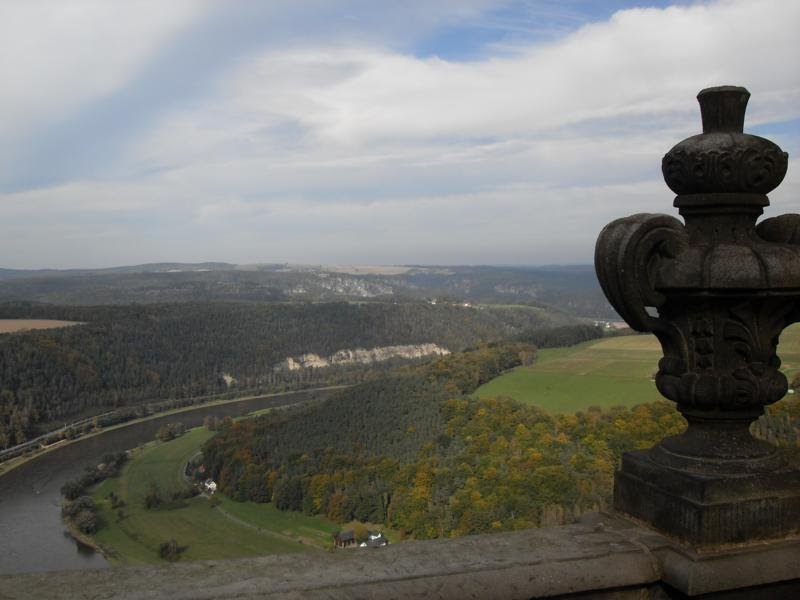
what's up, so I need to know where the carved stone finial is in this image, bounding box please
[595,86,800,546]
[662,86,788,196]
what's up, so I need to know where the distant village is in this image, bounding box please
[592,320,628,330]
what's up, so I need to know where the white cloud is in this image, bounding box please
[192,1,798,149]
[129,0,799,175]
[1,0,799,268]
[0,0,206,141]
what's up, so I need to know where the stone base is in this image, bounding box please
[614,449,800,546]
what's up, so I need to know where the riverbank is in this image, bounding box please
[0,385,347,478]
[62,520,114,562]
[0,387,343,575]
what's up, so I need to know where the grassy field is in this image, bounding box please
[90,427,339,565]
[476,324,800,413]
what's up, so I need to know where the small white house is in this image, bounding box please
[360,532,389,548]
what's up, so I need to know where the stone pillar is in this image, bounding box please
[595,86,800,546]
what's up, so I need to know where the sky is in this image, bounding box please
[1,0,798,269]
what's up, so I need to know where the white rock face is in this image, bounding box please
[296,353,329,369]
[274,343,450,371]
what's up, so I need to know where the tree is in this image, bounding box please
[273,477,303,511]
[60,480,85,501]
[156,425,174,442]
[353,522,369,543]
[144,482,162,509]
[158,539,184,561]
[62,495,96,518]
[518,349,536,366]
[74,510,98,534]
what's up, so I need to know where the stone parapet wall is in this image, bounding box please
[2,513,797,599]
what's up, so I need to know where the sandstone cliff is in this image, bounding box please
[274,343,450,371]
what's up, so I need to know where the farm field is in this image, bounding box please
[0,319,81,334]
[476,324,800,413]
[90,427,339,565]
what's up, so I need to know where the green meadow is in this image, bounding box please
[90,427,339,565]
[476,324,800,413]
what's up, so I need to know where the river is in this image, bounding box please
[0,388,336,575]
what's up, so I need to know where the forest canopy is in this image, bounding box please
[201,341,800,540]
[0,301,597,448]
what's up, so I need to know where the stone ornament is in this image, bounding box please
[595,86,800,545]
[662,87,788,195]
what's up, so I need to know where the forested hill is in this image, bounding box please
[207,342,536,473]
[201,342,687,536]
[201,342,800,540]
[0,301,585,447]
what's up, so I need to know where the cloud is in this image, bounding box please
[229,2,799,146]
[0,0,798,268]
[128,0,799,176]
[0,0,205,141]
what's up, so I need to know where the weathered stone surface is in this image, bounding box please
[595,86,800,546]
[659,536,800,596]
[0,515,662,600]
[615,450,800,545]
[662,87,788,196]
[2,513,796,599]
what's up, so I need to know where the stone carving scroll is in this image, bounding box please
[594,213,687,333]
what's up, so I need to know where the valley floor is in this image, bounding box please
[90,428,341,565]
[476,326,800,413]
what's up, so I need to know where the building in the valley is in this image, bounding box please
[359,532,389,548]
[333,530,357,549]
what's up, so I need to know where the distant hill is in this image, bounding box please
[0,263,615,318]
[0,300,583,447]
[0,263,237,279]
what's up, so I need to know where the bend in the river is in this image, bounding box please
[0,388,338,575]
